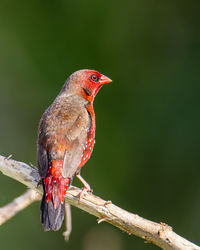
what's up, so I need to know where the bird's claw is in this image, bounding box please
[79,186,92,199]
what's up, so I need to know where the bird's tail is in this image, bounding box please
[40,160,70,231]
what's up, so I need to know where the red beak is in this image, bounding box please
[99,74,112,85]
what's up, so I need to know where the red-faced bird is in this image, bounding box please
[37,69,112,231]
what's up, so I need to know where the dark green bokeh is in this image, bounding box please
[0,1,200,249]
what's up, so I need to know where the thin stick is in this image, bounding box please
[63,204,72,241]
[0,189,40,226]
[0,155,199,250]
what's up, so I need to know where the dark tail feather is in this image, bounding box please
[41,193,65,231]
[40,160,70,231]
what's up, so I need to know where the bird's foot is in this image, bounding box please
[76,173,92,195]
[79,185,93,199]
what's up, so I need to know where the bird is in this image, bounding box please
[37,69,112,231]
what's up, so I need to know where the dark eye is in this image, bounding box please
[90,74,99,82]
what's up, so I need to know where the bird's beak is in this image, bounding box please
[99,74,112,85]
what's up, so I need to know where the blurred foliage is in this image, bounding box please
[0,0,200,249]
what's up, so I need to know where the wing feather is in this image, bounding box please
[37,144,49,178]
[37,97,90,179]
[62,111,89,178]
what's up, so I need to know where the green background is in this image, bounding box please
[0,1,200,249]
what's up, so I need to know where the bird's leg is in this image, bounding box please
[76,173,92,198]
[76,173,91,191]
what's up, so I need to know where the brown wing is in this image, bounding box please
[61,111,90,178]
[37,98,90,179]
[37,144,49,178]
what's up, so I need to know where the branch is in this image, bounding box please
[0,155,199,250]
[0,189,40,226]
[63,203,72,241]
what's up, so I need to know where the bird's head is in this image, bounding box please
[62,69,112,102]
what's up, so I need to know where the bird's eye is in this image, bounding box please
[90,74,99,82]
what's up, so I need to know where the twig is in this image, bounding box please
[0,189,40,226]
[0,155,199,250]
[63,204,72,241]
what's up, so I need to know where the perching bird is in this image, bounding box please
[37,69,112,231]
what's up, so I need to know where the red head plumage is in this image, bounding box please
[61,69,112,102]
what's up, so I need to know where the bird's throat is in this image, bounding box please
[81,84,102,102]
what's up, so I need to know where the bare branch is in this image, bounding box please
[63,203,72,241]
[0,155,199,250]
[0,189,40,225]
